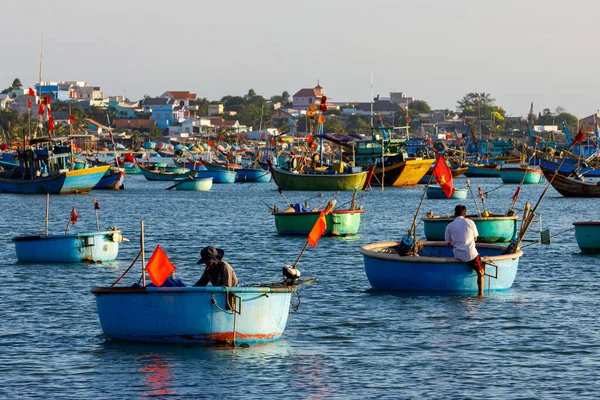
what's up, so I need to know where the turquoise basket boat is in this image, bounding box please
[426,186,468,200]
[91,284,303,344]
[360,241,522,292]
[572,222,600,253]
[422,214,518,243]
[464,164,501,178]
[174,177,213,191]
[500,167,543,184]
[13,230,123,263]
[274,209,363,236]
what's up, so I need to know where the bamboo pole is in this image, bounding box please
[141,221,146,287]
[465,179,482,217]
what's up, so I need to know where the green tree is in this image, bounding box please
[238,104,264,130]
[11,78,22,91]
[324,116,343,133]
[457,93,496,117]
[282,91,291,106]
[345,114,371,135]
[410,100,432,114]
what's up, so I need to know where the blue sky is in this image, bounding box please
[3,0,599,117]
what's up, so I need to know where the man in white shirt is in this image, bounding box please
[445,204,485,295]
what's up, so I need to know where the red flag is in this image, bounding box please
[70,207,79,225]
[571,127,585,146]
[109,131,113,140]
[431,154,455,198]
[47,105,52,117]
[48,117,55,131]
[270,139,275,146]
[38,100,45,116]
[146,245,176,287]
[94,198,100,210]
[28,97,32,109]
[69,114,75,124]
[310,142,317,149]
[512,187,521,203]
[45,95,51,104]
[307,202,335,248]
[535,137,540,143]
[28,87,36,96]
[306,133,313,143]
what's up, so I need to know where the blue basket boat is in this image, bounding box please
[422,214,518,243]
[572,222,600,253]
[235,168,272,183]
[360,241,522,292]
[13,230,123,263]
[500,167,543,184]
[91,285,301,344]
[426,186,468,199]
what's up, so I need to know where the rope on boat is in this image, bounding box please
[111,249,142,287]
[483,183,506,197]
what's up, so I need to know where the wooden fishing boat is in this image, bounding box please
[139,164,196,181]
[174,177,213,191]
[540,165,600,197]
[122,162,141,175]
[0,165,110,194]
[426,186,468,200]
[360,241,522,292]
[572,222,600,253]
[13,229,123,263]
[464,163,501,178]
[422,214,518,243]
[374,158,434,186]
[201,158,271,183]
[419,166,468,184]
[94,167,125,190]
[538,157,600,178]
[91,284,303,344]
[500,166,543,184]
[269,164,368,191]
[274,208,363,236]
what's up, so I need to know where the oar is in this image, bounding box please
[165,173,197,190]
[477,185,487,215]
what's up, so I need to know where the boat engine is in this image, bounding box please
[282,265,301,285]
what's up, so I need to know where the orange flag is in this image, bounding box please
[431,154,455,198]
[307,201,336,248]
[146,245,176,287]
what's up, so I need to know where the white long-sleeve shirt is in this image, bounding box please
[445,216,479,262]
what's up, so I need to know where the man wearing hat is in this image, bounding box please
[193,246,238,287]
[445,204,485,295]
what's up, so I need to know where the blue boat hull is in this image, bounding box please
[426,186,468,199]
[195,170,236,183]
[0,166,109,194]
[94,170,125,190]
[91,286,294,344]
[235,169,272,183]
[539,158,600,177]
[13,230,121,263]
[361,241,522,292]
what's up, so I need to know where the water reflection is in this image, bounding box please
[138,355,176,398]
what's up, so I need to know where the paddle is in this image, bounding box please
[165,173,197,190]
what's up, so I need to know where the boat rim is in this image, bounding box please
[91,284,303,295]
[13,230,121,241]
[360,240,523,263]
[572,221,600,226]
[273,209,364,216]
[422,214,518,222]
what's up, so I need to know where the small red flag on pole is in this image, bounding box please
[28,97,32,109]
[307,201,336,248]
[512,187,521,203]
[70,207,78,224]
[69,114,75,124]
[48,117,55,131]
[571,127,585,147]
[146,245,177,287]
[28,87,36,96]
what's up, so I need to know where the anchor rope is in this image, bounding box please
[519,226,576,249]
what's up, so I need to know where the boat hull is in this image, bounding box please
[139,166,195,181]
[375,158,434,187]
[94,170,125,190]
[500,167,543,184]
[361,241,522,292]
[464,164,501,178]
[13,230,121,263]
[573,222,600,253]
[195,170,237,183]
[174,177,213,191]
[426,186,468,199]
[235,169,272,183]
[423,215,518,243]
[91,286,294,344]
[271,166,367,191]
[540,166,600,197]
[419,167,468,184]
[539,157,600,178]
[274,209,363,236]
[0,165,110,194]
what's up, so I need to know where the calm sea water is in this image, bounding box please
[1,175,599,399]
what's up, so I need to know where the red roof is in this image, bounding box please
[167,91,197,100]
[223,120,238,126]
[293,88,319,97]
[209,117,225,126]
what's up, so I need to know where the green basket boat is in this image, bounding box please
[422,214,518,243]
[274,209,364,236]
[572,222,600,253]
[500,167,543,184]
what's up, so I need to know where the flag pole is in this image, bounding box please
[65,209,72,234]
[465,179,482,217]
[409,170,435,238]
[291,201,336,269]
[141,220,146,287]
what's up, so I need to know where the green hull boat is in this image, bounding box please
[270,166,368,191]
[274,209,364,236]
[572,222,600,253]
[422,214,518,243]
